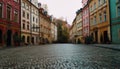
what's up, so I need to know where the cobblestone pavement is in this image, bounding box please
[0,44,120,69]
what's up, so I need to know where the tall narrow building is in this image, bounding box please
[82,0,90,43]
[109,0,120,43]
[89,0,110,43]
[0,0,20,46]
[21,0,39,45]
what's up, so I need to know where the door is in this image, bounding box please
[7,30,12,46]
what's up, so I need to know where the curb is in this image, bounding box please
[91,44,120,51]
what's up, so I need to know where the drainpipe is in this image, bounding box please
[108,0,112,43]
[19,0,21,46]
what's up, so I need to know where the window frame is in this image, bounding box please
[14,10,18,22]
[7,5,12,21]
[0,3,3,18]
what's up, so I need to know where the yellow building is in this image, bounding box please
[76,8,83,43]
[89,0,110,43]
[69,17,77,43]
[39,8,51,44]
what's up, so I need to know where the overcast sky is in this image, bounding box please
[38,0,82,25]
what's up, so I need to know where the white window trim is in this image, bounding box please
[0,3,3,18]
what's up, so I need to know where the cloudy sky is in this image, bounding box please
[38,0,82,25]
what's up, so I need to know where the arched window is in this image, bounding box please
[22,36,25,42]
[27,36,30,43]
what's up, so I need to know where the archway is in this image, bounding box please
[6,30,12,46]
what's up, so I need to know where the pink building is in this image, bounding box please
[82,0,90,38]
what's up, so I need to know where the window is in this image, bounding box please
[94,16,96,25]
[7,5,11,20]
[23,11,25,17]
[0,3,3,18]
[33,17,35,22]
[94,3,96,10]
[98,0,100,6]
[117,5,120,16]
[27,36,30,43]
[23,23,25,29]
[22,36,25,42]
[90,18,93,26]
[104,11,107,22]
[27,24,29,30]
[26,4,29,10]
[22,2,25,7]
[36,18,38,23]
[14,10,18,22]
[99,13,102,23]
[27,13,29,19]
[103,0,106,3]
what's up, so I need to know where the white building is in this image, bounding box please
[21,0,39,45]
[21,0,31,45]
[31,4,39,45]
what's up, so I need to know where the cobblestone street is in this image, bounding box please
[0,44,120,69]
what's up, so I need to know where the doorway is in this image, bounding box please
[95,31,98,43]
[7,30,12,46]
[0,30,2,43]
[103,31,109,43]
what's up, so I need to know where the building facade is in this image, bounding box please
[51,19,57,43]
[69,18,77,43]
[76,8,83,43]
[21,0,31,45]
[89,0,110,43]
[82,0,90,42]
[0,0,20,46]
[21,0,39,45]
[109,0,120,43]
[39,8,51,44]
[30,2,39,45]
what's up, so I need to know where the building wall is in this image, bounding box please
[76,9,83,43]
[0,0,20,46]
[82,5,90,38]
[21,0,39,45]
[39,10,51,44]
[21,0,31,45]
[31,5,39,45]
[109,0,120,43]
[89,0,110,43]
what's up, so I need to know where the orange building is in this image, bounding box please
[89,0,111,43]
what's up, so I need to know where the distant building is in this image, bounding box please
[39,8,51,44]
[0,0,20,46]
[76,8,83,43]
[51,18,58,43]
[69,17,77,43]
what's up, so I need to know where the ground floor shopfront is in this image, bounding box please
[90,22,111,44]
[0,24,20,47]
